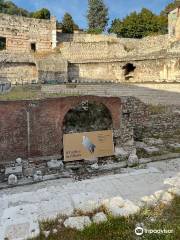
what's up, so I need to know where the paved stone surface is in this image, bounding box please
[0,158,180,240]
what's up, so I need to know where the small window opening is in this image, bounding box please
[0,37,6,50]
[122,63,136,80]
[31,42,36,52]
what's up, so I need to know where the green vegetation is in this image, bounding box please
[31,8,51,20]
[108,0,180,38]
[108,8,167,38]
[161,0,180,16]
[0,0,50,19]
[136,148,167,159]
[87,0,109,33]
[29,195,180,240]
[148,104,167,115]
[0,0,179,36]
[61,13,79,33]
[0,85,80,100]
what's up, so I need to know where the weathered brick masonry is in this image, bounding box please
[0,96,121,163]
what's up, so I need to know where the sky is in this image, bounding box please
[13,0,173,28]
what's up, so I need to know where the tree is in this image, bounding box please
[109,8,168,38]
[161,0,180,16]
[62,13,79,33]
[0,0,29,16]
[87,0,109,33]
[32,8,50,20]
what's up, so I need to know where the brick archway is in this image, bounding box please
[0,96,121,162]
[61,96,121,130]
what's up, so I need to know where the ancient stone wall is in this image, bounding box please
[168,7,180,39]
[68,58,180,83]
[0,62,38,84]
[59,34,169,62]
[36,52,68,83]
[0,13,56,52]
[135,112,180,140]
[0,96,121,163]
[0,52,38,84]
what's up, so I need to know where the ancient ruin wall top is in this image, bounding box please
[168,7,180,39]
[0,13,57,52]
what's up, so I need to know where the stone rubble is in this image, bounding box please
[8,174,18,186]
[92,212,107,224]
[128,149,139,167]
[64,216,91,230]
[0,158,179,239]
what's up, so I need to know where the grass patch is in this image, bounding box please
[136,148,167,159]
[0,85,80,101]
[148,104,167,115]
[29,196,180,240]
[0,85,41,100]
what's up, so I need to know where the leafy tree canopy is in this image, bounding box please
[161,0,180,16]
[109,8,167,38]
[87,0,109,33]
[61,13,79,33]
[0,0,51,19]
[31,8,50,20]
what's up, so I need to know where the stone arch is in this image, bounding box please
[61,96,121,133]
[62,101,113,134]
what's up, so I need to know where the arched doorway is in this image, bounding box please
[63,101,113,134]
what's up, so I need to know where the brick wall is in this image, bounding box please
[0,96,121,163]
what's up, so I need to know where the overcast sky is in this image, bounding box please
[13,0,172,28]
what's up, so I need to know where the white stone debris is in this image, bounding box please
[16,157,22,165]
[8,174,18,185]
[135,141,147,148]
[104,198,140,217]
[128,149,139,166]
[143,146,160,154]
[160,192,174,204]
[92,212,107,224]
[52,228,58,234]
[64,216,91,230]
[143,138,163,146]
[33,171,43,182]
[141,195,158,207]
[168,143,180,150]
[47,160,64,170]
[5,165,23,178]
[115,147,129,158]
[168,187,180,196]
[43,230,50,238]
[90,163,99,170]
[0,158,180,240]
[72,192,103,214]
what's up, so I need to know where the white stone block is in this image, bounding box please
[8,174,18,185]
[64,216,91,230]
[92,212,107,224]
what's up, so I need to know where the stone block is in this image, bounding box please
[5,166,23,178]
[47,160,64,170]
[92,212,107,224]
[8,174,18,185]
[33,171,43,182]
[128,152,139,167]
[64,216,91,230]
[15,157,22,165]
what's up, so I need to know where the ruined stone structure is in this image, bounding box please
[0,8,180,84]
[168,7,180,39]
[0,13,57,52]
[0,96,147,163]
